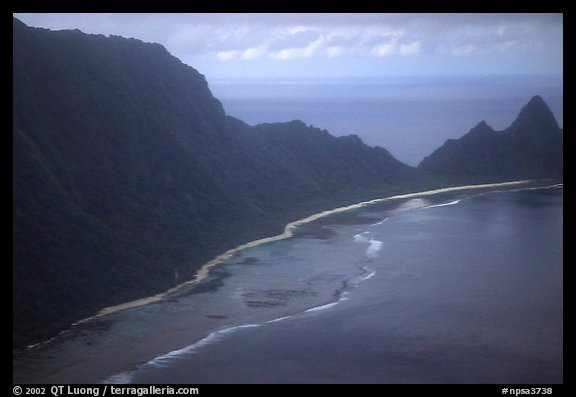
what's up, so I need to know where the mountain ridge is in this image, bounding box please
[418,95,563,179]
[510,95,560,132]
[13,18,417,348]
[13,18,562,348]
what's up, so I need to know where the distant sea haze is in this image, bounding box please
[210,74,563,166]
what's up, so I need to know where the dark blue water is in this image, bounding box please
[125,186,563,384]
[210,75,564,166]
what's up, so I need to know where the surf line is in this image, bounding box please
[58,180,536,331]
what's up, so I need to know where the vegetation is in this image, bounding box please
[418,96,563,179]
[12,19,420,348]
[12,18,563,348]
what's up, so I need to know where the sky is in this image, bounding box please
[13,13,563,80]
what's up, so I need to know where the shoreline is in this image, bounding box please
[65,180,538,323]
[14,179,560,384]
[25,179,540,352]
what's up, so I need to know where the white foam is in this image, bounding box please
[396,198,430,212]
[356,268,376,283]
[102,263,381,383]
[305,265,375,315]
[144,323,263,370]
[101,315,298,383]
[354,232,383,259]
[265,315,293,324]
[95,179,543,384]
[304,301,340,313]
[424,199,461,209]
[365,239,383,259]
[65,180,534,328]
[353,231,371,243]
[101,372,133,384]
[370,218,389,227]
[524,183,563,191]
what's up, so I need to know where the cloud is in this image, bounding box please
[452,45,477,56]
[269,48,311,60]
[267,27,321,52]
[216,50,239,61]
[399,41,421,56]
[240,47,266,60]
[371,41,397,57]
[205,24,412,61]
[269,36,324,60]
[188,14,559,62]
[167,26,213,53]
[325,46,348,58]
[13,13,562,76]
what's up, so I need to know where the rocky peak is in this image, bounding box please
[510,95,559,132]
[461,120,495,144]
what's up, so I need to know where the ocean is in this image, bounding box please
[209,75,563,166]
[119,185,562,384]
[13,185,563,384]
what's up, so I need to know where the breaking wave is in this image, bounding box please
[102,184,541,384]
[102,263,377,384]
[353,232,383,259]
[424,199,461,209]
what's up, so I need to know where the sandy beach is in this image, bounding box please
[78,179,537,321]
[13,179,552,384]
